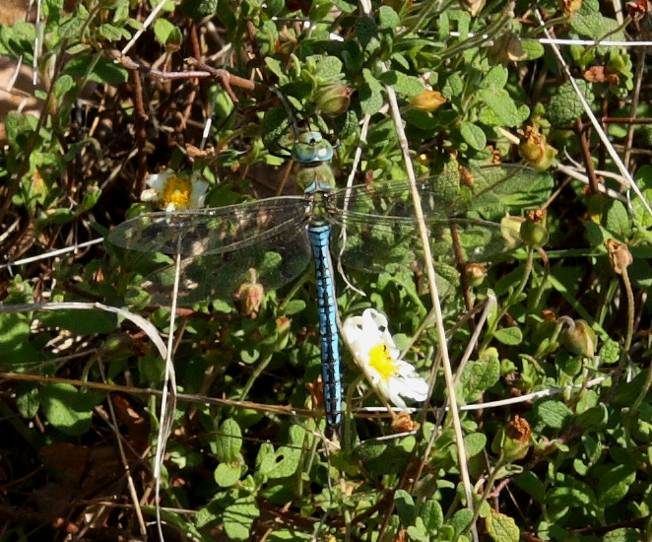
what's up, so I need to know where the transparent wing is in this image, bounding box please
[108,196,309,257]
[129,226,312,306]
[108,197,311,306]
[326,165,554,273]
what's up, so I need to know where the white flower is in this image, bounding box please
[342,309,429,408]
[140,170,209,211]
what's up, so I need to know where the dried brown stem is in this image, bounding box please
[575,118,600,195]
[131,68,148,195]
[109,50,258,100]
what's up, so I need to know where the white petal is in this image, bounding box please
[391,376,429,403]
[189,177,209,208]
[386,384,407,409]
[145,171,172,193]
[140,188,159,202]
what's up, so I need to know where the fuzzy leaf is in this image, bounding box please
[536,400,572,429]
[486,510,519,542]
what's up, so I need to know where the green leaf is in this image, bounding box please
[360,68,383,115]
[223,497,260,541]
[596,464,635,507]
[65,54,128,85]
[478,89,525,127]
[547,80,594,126]
[0,312,40,365]
[269,425,305,478]
[464,432,487,457]
[99,23,127,42]
[480,65,508,90]
[215,418,243,462]
[54,74,75,100]
[312,55,343,81]
[605,200,631,238]
[16,386,40,418]
[599,338,620,364]
[394,489,416,526]
[283,299,306,315]
[576,404,608,431]
[214,462,241,487]
[378,6,400,29]
[406,518,429,542]
[494,326,522,345]
[255,442,276,476]
[153,18,177,46]
[521,39,544,60]
[570,0,624,40]
[264,57,287,84]
[514,471,545,503]
[180,0,218,20]
[459,351,500,402]
[442,72,464,99]
[377,71,424,97]
[40,309,116,335]
[420,497,443,531]
[460,121,486,150]
[602,528,643,542]
[450,508,473,534]
[536,400,572,429]
[41,384,103,436]
[486,510,519,542]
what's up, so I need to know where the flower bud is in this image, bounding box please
[562,0,582,15]
[409,89,446,112]
[518,126,557,171]
[234,272,264,318]
[501,215,526,248]
[465,262,487,287]
[461,0,486,16]
[315,82,352,117]
[605,238,633,275]
[492,415,531,461]
[561,319,597,357]
[275,316,292,351]
[488,32,527,63]
[391,412,418,433]
[520,209,549,249]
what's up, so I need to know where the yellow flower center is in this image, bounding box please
[162,176,192,208]
[368,343,397,381]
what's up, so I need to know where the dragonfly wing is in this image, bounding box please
[108,196,308,256]
[132,226,312,306]
[326,164,553,274]
[109,197,312,306]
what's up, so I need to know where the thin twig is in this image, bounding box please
[623,50,646,170]
[154,246,182,542]
[575,118,600,195]
[555,163,628,203]
[385,70,478,541]
[97,361,147,537]
[453,294,497,385]
[131,68,148,195]
[0,238,104,270]
[337,113,371,297]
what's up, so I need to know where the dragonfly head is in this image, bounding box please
[292,131,334,165]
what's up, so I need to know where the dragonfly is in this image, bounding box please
[108,131,552,436]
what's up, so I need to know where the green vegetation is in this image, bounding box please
[1,0,652,540]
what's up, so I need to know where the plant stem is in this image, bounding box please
[239,352,274,401]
